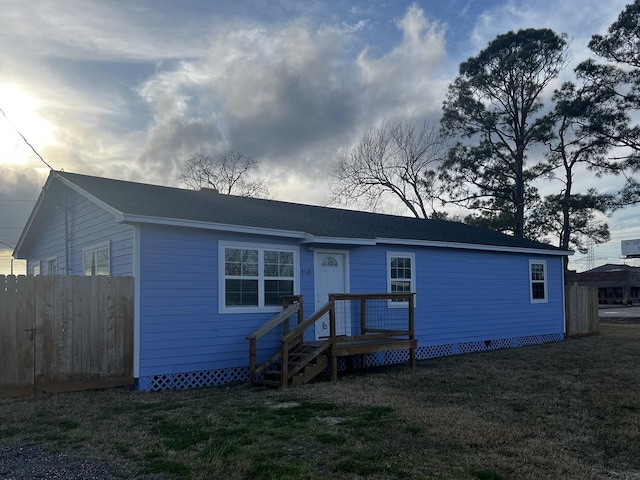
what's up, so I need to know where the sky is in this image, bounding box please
[0,0,637,274]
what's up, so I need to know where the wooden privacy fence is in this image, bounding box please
[565,285,599,337]
[0,275,134,397]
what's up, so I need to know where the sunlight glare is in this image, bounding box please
[0,87,57,165]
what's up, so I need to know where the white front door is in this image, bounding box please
[314,251,350,338]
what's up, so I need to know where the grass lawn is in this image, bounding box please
[1,323,640,479]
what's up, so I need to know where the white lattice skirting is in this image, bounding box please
[136,332,564,391]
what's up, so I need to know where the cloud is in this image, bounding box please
[137,118,225,185]
[135,5,449,196]
[0,1,205,63]
[356,4,449,119]
[0,1,204,183]
[470,0,629,66]
[0,3,455,241]
[1,0,639,271]
[137,19,360,165]
[0,167,46,254]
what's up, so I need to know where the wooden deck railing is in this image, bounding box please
[328,292,415,340]
[328,293,416,379]
[247,292,416,387]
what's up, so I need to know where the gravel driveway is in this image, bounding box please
[0,442,164,480]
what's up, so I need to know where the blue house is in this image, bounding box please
[14,171,571,390]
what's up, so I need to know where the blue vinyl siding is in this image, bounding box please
[138,229,564,382]
[25,187,133,276]
[349,246,564,346]
[137,225,307,377]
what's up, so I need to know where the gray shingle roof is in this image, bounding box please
[54,171,567,253]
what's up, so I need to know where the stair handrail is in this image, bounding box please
[280,300,333,344]
[247,301,301,342]
[247,297,303,383]
[280,300,335,388]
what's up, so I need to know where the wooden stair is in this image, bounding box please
[253,343,330,387]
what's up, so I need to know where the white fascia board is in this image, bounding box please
[13,176,52,257]
[14,172,123,256]
[116,211,571,256]
[374,238,573,256]
[122,214,379,245]
[301,236,376,246]
[56,174,125,221]
[120,215,379,245]
[120,214,309,239]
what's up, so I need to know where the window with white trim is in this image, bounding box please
[529,260,547,303]
[221,242,297,312]
[387,252,415,306]
[47,257,58,275]
[83,243,110,276]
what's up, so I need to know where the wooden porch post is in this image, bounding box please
[281,340,289,389]
[249,338,256,383]
[329,298,337,382]
[297,296,304,326]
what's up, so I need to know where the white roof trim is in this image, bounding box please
[374,238,572,256]
[56,174,125,221]
[13,177,50,256]
[300,236,376,246]
[121,214,309,240]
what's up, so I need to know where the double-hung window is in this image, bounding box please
[529,260,547,303]
[83,243,110,276]
[221,242,298,312]
[387,252,415,306]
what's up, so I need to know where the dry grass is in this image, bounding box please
[1,324,640,479]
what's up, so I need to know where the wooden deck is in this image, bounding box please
[331,337,417,356]
[307,336,417,361]
[247,293,417,387]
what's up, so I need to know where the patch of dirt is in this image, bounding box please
[266,401,301,410]
[317,416,346,425]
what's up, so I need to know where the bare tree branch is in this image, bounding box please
[329,119,447,219]
[179,150,270,198]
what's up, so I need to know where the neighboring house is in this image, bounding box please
[14,171,571,391]
[566,264,640,305]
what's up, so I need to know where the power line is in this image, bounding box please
[0,239,16,250]
[0,106,54,170]
[0,239,69,274]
